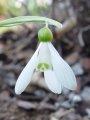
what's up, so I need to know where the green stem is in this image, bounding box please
[0,16,62,28]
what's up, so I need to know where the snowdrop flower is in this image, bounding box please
[37,0,52,7]
[15,27,77,95]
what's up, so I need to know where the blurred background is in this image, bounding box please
[0,0,90,120]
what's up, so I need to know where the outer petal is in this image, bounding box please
[48,42,77,90]
[15,43,42,94]
[44,70,62,94]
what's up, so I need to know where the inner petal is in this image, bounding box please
[36,43,52,72]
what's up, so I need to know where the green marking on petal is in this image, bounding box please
[37,63,42,69]
[37,63,50,72]
[41,67,44,71]
[44,63,49,69]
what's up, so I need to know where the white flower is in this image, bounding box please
[37,0,52,7]
[15,42,77,95]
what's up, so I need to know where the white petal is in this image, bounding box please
[36,42,52,71]
[15,43,42,94]
[44,70,62,94]
[37,42,51,64]
[48,43,77,90]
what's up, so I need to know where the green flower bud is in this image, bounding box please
[38,27,53,42]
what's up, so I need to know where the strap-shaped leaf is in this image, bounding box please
[0,16,62,28]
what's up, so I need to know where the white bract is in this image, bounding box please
[15,42,77,95]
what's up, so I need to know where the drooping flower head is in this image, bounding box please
[15,26,77,95]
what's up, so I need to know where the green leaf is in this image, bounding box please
[0,16,62,28]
